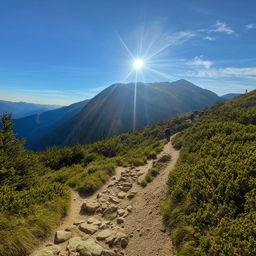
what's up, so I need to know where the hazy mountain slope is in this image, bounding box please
[34,79,221,149]
[0,100,60,118]
[221,93,241,100]
[14,99,89,147]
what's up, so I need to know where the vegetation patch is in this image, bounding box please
[140,154,171,187]
[162,91,256,256]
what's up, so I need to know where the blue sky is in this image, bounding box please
[0,0,256,105]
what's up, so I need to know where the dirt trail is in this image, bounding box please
[32,140,179,256]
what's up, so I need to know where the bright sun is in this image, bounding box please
[133,58,144,70]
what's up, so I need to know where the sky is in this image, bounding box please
[0,0,256,105]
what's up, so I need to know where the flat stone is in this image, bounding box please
[79,223,99,234]
[96,229,113,240]
[77,239,103,256]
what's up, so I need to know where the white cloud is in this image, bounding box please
[213,21,235,35]
[204,36,216,41]
[190,67,256,80]
[245,24,256,30]
[188,56,213,69]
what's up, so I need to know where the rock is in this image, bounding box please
[55,230,72,244]
[59,250,69,256]
[102,249,117,256]
[81,201,100,214]
[116,217,124,224]
[117,208,125,216]
[106,231,128,249]
[65,225,77,232]
[109,196,120,204]
[104,204,118,214]
[122,210,129,218]
[114,232,129,248]
[126,205,132,212]
[137,171,144,177]
[120,183,132,192]
[96,193,102,199]
[77,239,103,256]
[117,191,126,199]
[87,217,102,226]
[96,229,113,240]
[73,220,86,225]
[79,223,99,234]
[36,245,60,256]
[67,237,83,252]
[127,191,137,200]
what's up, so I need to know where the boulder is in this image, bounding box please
[67,237,83,252]
[77,239,103,256]
[55,230,72,244]
[79,223,99,234]
[81,201,100,214]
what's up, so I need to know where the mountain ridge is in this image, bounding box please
[33,79,222,149]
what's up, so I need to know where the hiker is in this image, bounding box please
[165,127,171,142]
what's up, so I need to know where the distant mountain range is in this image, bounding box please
[0,100,60,118]
[13,99,89,147]
[14,79,226,150]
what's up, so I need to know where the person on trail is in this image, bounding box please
[165,127,171,142]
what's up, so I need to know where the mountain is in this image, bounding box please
[13,99,90,147]
[32,79,222,149]
[221,93,241,100]
[0,100,60,118]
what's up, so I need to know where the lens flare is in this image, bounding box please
[133,59,144,70]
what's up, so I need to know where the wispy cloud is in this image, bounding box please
[213,21,235,35]
[187,56,213,69]
[245,24,256,30]
[204,36,216,41]
[185,56,256,80]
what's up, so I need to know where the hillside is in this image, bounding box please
[13,99,90,148]
[162,90,256,256]
[33,79,221,149]
[0,99,60,118]
[0,110,194,256]
[221,93,241,100]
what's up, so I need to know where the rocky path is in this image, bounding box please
[33,140,178,256]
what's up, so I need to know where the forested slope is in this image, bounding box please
[162,91,256,256]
